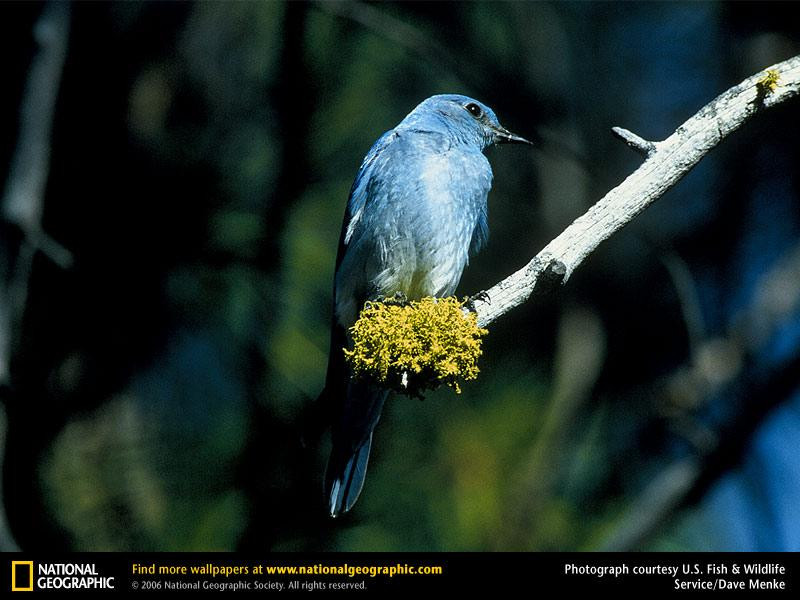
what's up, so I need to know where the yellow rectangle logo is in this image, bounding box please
[11,561,33,592]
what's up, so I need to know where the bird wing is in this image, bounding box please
[468,183,490,257]
[331,130,403,327]
[340,130,398,252]
[337,128,449,263]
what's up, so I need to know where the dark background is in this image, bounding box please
[1,1,798,552]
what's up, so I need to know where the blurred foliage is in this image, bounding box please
[1,1,799,552]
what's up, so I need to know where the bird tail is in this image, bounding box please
[322,319,389,517]
[323,379,388,517]
[324,433,373,518]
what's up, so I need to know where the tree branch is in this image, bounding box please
[1,1,70,382]
[471,55,800,328]
[3,2,72,266]
[0,1,71,553]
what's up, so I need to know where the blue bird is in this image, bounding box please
[322,94,530,517]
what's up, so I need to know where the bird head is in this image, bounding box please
[400,94,531,150]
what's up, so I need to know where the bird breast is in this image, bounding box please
[374,150,489,300]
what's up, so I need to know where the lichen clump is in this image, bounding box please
[343,296,488,395]
[757,69,780,95]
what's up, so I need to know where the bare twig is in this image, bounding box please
[471,54,800,328]
[611,127,657,157]
[0,1,71,553]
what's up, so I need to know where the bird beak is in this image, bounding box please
[494,126,532,145]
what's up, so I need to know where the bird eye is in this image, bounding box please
[465,103,483,118]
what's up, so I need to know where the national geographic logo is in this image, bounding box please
[10,561,115,592]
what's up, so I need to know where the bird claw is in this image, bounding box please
[392,291,408,304]
[465,290,490,312]
[378,291,409,306]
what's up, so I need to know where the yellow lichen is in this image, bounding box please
[343,296,488,395]
[757,69,780,95]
